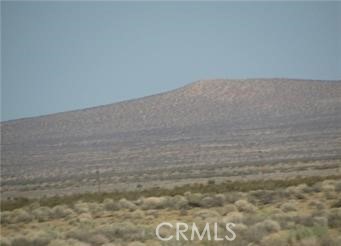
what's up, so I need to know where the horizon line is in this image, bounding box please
[2,77,340,123]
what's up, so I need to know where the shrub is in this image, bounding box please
[311,183,322,193]
[246,220,281,243]
[0,237,11,246]
[224,192,245,203]
[260,232,288,246]
[294,238,319,246]
[103,198,119,211]
[0,211,13,224]
[261,220,281,232]
[272,212,297,229]
[194,209,220,220]
[285,184,307,199]
[77,212,93,224]
[87,202,102,213]
[335,181,341,192]
[27,201,41,210]
[66,227,93,243]
[331,199,341,208]
[320,235,341,246]
[51,205,74,219]
[328,208,341,228]
[286,186,299,196]
[246,223,268,243]
[325,191,337,200]
[119,198,137,210]
[171,195,188,209]
[312,217,328,228]
[130,209,144,219]
[293,214,316,227]
[48,239,91,246]
[128,242,146,246]
[95,222,149,241]
[29,230,57,246]
[199,195,224,208]
[296,184,308,192]
[11,236,32,246]
[288,225,328,243]
[87,234,109,246]
[321,180,336,187]
[280,201,297,212]
[84,202,102,218]
[216,204,237,215]
[184,192,203,207]
[221,212,244,224]
[308,200,325,210]
[9,231,56,246]
[249,190,278,205]
[12,208,33,223]
[321,184,335,193]
[295,214,329,228]
[32,206,52,222]
[73,202,89,214]
[232,223,248,233]
[235,200,257,213]
[145,209,159,218]
[179,208,187,216]
[141,197,168,210]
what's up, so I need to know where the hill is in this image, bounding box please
[1,79,341,197]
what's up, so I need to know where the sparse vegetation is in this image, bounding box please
[1,176,341,245]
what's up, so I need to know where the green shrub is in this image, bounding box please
[289,225,328,242]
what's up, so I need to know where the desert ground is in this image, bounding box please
[1,79,341,245]
[1,176,341,245]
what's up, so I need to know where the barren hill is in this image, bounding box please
[1,79,341,197]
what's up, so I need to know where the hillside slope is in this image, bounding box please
[1,79,341,196]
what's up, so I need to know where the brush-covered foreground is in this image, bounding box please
[1,177,341,246]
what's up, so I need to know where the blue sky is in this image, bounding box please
[1,1,340,121]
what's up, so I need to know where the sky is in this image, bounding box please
[1,1,340,121]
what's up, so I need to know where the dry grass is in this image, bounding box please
[1,177,341,245]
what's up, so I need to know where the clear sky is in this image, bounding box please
[1,1,340,121]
